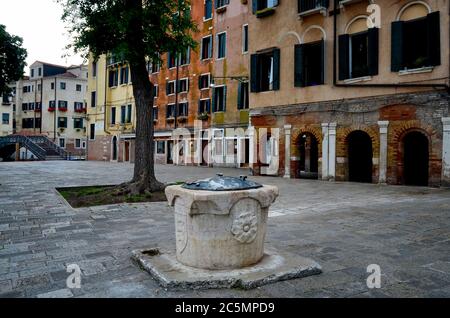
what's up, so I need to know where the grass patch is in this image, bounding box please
[56,185,167,208]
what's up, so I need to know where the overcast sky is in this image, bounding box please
[0,0,84,72]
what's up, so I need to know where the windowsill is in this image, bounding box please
[339,0,363,8]
[398,66,434,76]
[201,58,212,62]
[216,6,227,14]
[298,6,327,19]
[242,51,249,55]
[343,76,372,84]
[200,87,210,91]
[216,57,226,61]
[203,17,212,22]
[256,7,276,18]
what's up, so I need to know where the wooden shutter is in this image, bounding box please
[252,0,258,14]
[319,39,325,84]
[391,21,404,72]
[338,34,350,80]
[368,28,379,76]
[237,83,243,109]
[427,11,441,66]
[272,48,280,91]
[294,44,305,87]
[212,88,216,112]
[250,54,259,92]
[223,86,227,112]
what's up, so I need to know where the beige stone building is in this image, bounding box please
[249,0,450,187]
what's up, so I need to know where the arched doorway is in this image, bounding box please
[348,130,373,183]
[297,133,319,179]
[403,131,429,186]
[112,136,118,161]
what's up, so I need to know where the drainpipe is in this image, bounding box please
[40,78,43,134]
[54,77,57,142]
[332,0,449,92]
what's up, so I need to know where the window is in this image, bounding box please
[298,0,326,13]
[22,103,28,111]
[120,66,129,85]
[178,102,188,117]
[216,0,229,9]
[28,102,35,110]
[152,85,159,98]
[23,85,33,93]
[75,139,81,148]
[2,113,9,124]
[166,81,175,96]
[74,118,84,129]
[35,118,41,129]
[153,107,159,120]
[38,68,42,76]
[178,78,189,93]
[166,104,176,118]
[237,82,249,109]
[392,12,440,72]
[127,104,132,123]
[38,84,41,91]
[204,0,212,20]
[22,118,34,128]
[58,117,68,128]
[92,61,97,77]
[148,58,160,73]
[201,36,213,60]
[31,69,35,78]
[167,51,177,69]
[60,82,66,90]
[91,91,96,107]
[295,40,325,87]
[212,86,226,112]
[217,32,226,59]
[74,102,84,112]
[339,28,378,80]
[51,82,55,90]
[198,99,211,114]
[250,48,280,92]
[109,69,119,87]
[242,25,249,54]
[199,74,210,90]
[120,105,126,124]
[49,101,56,109]
[35,102,42,111]
[76,84,82,92]
[90,123,95,140]
[59,138,65,148]
[58,101,68,110]
[179,48,190,66]
[111,107,116,125]
[156,141,165,154]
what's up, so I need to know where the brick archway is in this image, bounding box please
[290,127,322,179]
[393,125,434,186]
[336,126,379,182]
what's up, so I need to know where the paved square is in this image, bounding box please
[0,161,449,298]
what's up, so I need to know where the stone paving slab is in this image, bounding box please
[0,161,449,298]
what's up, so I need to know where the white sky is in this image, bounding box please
[0,0,84,73]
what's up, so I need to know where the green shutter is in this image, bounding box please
[294,44,305,87]
[212,88,216,112]
[368,28,379,76]
[252,0,258,14]
[338,34,350,80]
[237,83,243,109]
[272,48,280,91]
[319,40,325,84]
[250,54,259,92]
[391,21,404,72]
[223,86,227,112]
[427,11,441,66]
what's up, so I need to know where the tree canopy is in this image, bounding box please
[58,0,197,64]
[0,25,27,95]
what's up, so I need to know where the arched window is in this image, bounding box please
[339,16,379,80]
[391,3,440,72]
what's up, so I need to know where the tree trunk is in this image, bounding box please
[116,0,165,194]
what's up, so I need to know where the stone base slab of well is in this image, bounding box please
[131,247,322,290]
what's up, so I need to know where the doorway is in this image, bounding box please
[403,131,429,186]
[297,133,319,179]
[201,139,209,166]
[112,136,118,161]
[167,140,174,164]
[348,130,373,183]
[124,141,130,162]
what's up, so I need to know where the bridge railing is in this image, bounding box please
[0,135,47,160]
[28,135,69,160]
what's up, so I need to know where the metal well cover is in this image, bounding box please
[182,174,263,191]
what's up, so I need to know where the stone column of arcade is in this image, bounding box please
[132,174,322,290]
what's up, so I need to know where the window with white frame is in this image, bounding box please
[178,78,189,93]
[201,35,213,60]
[217,32,226,59]
[242,24,249,54]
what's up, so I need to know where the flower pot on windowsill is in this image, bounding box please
[58,107,68,112]
[48,107,56,112]
[177,116,187,123]
[216,6,227,14]
[197,112,210,121]
[166,117,175,124]
[256,7,275,18]
[59,128,65,133]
